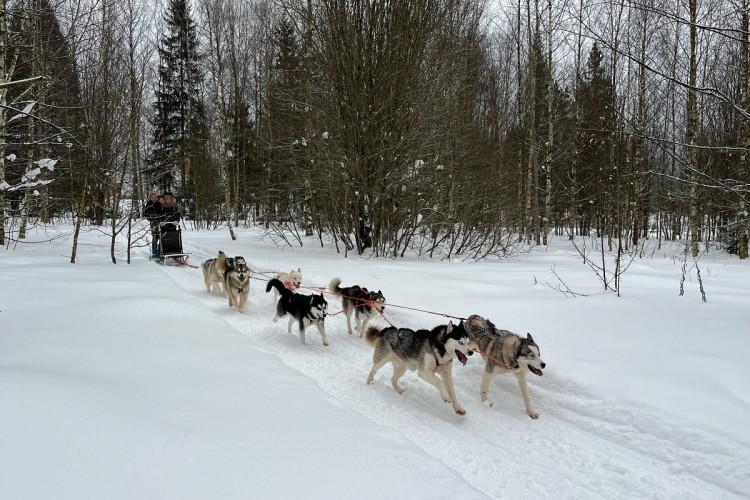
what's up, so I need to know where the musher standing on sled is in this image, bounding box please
[144,191,162,258]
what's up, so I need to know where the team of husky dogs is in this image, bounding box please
[202,250,547,418]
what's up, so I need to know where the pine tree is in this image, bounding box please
[576,43,616,236]
[149,0,205,198]
[4,0,83,231]
[267,16,304,220]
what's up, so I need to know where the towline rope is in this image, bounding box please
[249,271,466,323]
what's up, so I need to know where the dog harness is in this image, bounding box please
[305,310,325,322]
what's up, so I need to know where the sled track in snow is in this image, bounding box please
[161,248,750,500]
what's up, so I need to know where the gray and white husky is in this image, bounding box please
[328,277,385,336]
[266,278,329,346]
[202,250,228,295]
[224,256,251,312]
[464,314,546,419]
[364,322,475,415]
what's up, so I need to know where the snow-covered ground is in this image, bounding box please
[2,223,749,499]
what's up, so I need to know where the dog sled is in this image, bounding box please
[155,221,193,266]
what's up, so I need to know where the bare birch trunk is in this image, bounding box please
[543,0,553,246]
[303,0,314,237]
[687,0,700,257]
[71,165,89,264]
[18,116,34,239]
[739,0,749,259]
[633,4,648,246]
[516,0,525,240]
[0,0,6,246]
[525,0,538,245]
[570,0,585,240]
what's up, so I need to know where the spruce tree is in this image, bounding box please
[4,0,83,230]
[149,0,204,198]
[576,43,616,234]
[267,16,304,218]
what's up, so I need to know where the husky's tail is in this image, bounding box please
[216,250,227,273]
[266,278,291,297]
[364,325,383,346]
[328,277,343,295]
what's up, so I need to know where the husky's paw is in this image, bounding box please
[454,406,466,415]
[393,385,405,394]
[366,378,375,385]
[272,316,278,323]
[527,409,540,419]
[323,341,329,347]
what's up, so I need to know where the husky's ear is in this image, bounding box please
[526,333,535,344]
[378,289,382,294]
[446,321,453,333]
[502,336,521,369]
[297,267,301,272]
[310,295,315,304]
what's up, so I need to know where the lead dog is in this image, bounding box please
[266,278,329,346]
[224,256,251,312]
[463,314,546,419]
[328,278,385,336]
[364,322,475,415]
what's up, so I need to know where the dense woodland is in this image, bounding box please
[0,0,748,261]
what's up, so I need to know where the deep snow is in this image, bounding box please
[1,223,749,499]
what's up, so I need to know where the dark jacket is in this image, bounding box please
[144,200,162,225]
[160,205,180,223]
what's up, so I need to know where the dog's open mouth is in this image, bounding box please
[528,366,543,376]
[455,350,468,366]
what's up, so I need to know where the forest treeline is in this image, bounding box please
[0,0,748,261]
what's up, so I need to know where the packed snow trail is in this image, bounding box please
[0,236,490,500]
[165,240,750,500]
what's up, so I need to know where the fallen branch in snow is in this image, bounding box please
[544,266,588,298]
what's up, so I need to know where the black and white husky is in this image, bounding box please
[463,314,546,419]
[266,278,329,346]
[328,278,385,336]
[364,322,475,415]
[224,256,251,312]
